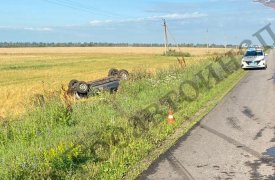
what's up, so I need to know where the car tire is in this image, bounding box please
[69,79,78,89]
[108,68,119,77]
[118,69,129,80]
[76,81,89,94]
[67,79,79,95]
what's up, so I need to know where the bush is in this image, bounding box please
[163,49,191,57]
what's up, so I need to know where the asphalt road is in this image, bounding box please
[139,50,275,180]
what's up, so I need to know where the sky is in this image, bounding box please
[1,0,275,44]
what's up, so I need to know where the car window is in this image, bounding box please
[245,50,263,56]
[256,51,263,56]
[245,51,257,56]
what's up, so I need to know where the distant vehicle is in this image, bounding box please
[68,69,129,99]
[241,48,267,69]
[250,45,260,48]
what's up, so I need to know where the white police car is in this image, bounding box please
[241,48,267,69]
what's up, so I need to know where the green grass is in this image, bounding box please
[125,64,246,179]
[0,55,246,179]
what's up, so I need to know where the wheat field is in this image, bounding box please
[0,47,227,55]
[0,47,226,118]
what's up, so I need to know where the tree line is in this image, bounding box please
[0,42,237,48]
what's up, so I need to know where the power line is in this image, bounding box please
[43,0,125,18]
[43,0,98,15]
[64,0,124,18]
[166,23,181,52]
[164,20,186,68]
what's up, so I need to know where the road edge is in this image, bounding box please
[124,70,248,179]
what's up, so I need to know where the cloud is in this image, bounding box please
[0,26,11,29]
[154,12,207,20]
[90,12,207,26]
[0,26,53,32]
[23,27,53,31]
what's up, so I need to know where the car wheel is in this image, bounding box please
[118,69,129,80]
[68,79,78,89]
[67,79,79,95]
[76,81,89,94]
[108,68,119,77]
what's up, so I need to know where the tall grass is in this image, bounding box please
[163,49,192,57]
[0,56,245,179]
[1,53,201,118]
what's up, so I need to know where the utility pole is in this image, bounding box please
[235,35,238,50]
[206,28,209,53]
[224,34,227,53]
[163,19,169,55]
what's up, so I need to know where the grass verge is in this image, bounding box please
[0,55,246,179]
[126,69,247,179]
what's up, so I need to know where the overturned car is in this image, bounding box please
[68,69,129,98]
